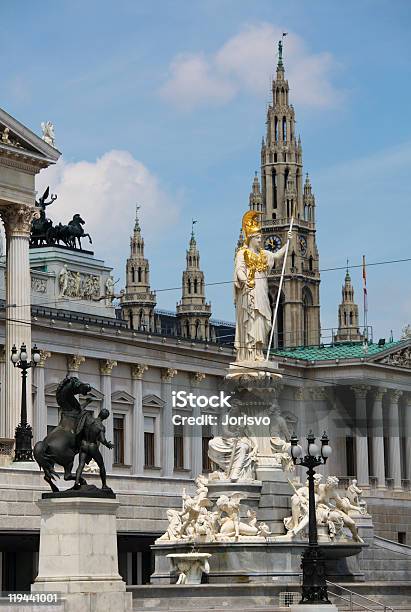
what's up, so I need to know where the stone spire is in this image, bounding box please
[250,38,321,348]
[176,226,211,341]
[249,171,263,211]
[303,173,315,222]
[120,206,156,332]
[334,267,364,343]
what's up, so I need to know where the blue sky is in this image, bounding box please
[2,0,410,340]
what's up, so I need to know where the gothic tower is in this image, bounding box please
[176,226,211,340]
[334,269,364,343]
[257,41,320,347]
[120,207,157,332]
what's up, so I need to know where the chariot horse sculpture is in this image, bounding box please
[33,376,92,491]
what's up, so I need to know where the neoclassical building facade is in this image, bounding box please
[0,48,410,592]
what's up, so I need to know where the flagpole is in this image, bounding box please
[362,254,368,342]
[265,216,294,361]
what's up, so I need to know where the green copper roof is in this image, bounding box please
[272,340,406,362]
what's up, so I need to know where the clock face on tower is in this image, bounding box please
[298,235,307,255]
[264,235,282,252]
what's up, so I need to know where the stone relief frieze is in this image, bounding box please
[378,347,411,369]
[31,277,47,293]
[58,265,101,300]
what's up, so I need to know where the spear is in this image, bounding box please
[265,208,294,361]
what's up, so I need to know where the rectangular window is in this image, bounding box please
[113,414,125,465]
[144,416,155,468]
[398,532,406,545]
[174,424,184,469]
[202,424,213,473]
[47,406,59,436]
[345,436,356,477]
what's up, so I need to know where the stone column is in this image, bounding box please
[0,347,6,437]
[1,205,37,438]
[131,364,148,475]
[404,394,411,482]
[351,386,370,488]
[191,372,206,478]
[387,390,403,491]
[161,368,177,478]
[370,388,386,489]
[33,351,51,443]
[309,386,330,475]
[99,360,117,472]
[67,354,85,377]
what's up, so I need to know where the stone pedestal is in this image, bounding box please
[32,496,132,612]
[206,480,262,517]
[291,605,338,612]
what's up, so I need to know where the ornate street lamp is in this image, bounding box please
[289,430,333,605]
[11,343,41,461]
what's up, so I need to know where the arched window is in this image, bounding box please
[349,311,353,325]
[139,309,144,330]
[129,311,134,330]
[274,152,278,163]
[282,117,287,142]
[194,279,198,294]
[138,267,142,283]
[188,279,192,294]
[205,320,209,341]
[131,267,135,283]
[309,256,313,271]
[273,168,277,209]
[291,250,296,268]
[195,320,200,339]
[344,312,347,326]
[275,117,279,142]
[302,287,313,347]
[185,320,190,338]
[272,213,276,220]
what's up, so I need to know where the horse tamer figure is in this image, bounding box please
[34,376,113,493]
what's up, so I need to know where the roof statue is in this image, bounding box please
[41,120,55,147]
[30,186,93,251]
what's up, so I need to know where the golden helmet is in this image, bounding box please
[241,210,263,243]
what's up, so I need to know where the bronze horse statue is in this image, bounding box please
[34,376,92,492]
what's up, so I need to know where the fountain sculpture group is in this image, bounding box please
[152,210,370,586]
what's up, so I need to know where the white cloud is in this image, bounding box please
[161,53,236,110]
[35,150,179,276]
[161,23,343,111]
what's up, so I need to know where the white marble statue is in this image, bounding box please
[269,405,294,471]
[215,493,270,540]
[346,479,367,514]
[58,264,69,296]
[41,121,55,147]
[157,479,269,543]
[234,211,291,363]
[167,553,211,585]
[281,475,365,543]
[208,418,257,482]
[105,276,115,303]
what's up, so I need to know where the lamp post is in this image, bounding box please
[11,343,41,461]
[289,430,332,605]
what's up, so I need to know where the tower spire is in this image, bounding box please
[334,269,364,344]
[177,227,211,341]
[120,206,156,332]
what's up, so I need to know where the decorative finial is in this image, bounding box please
[134,204,141,231]
[191,218,197,241]
[277,32,288,68]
